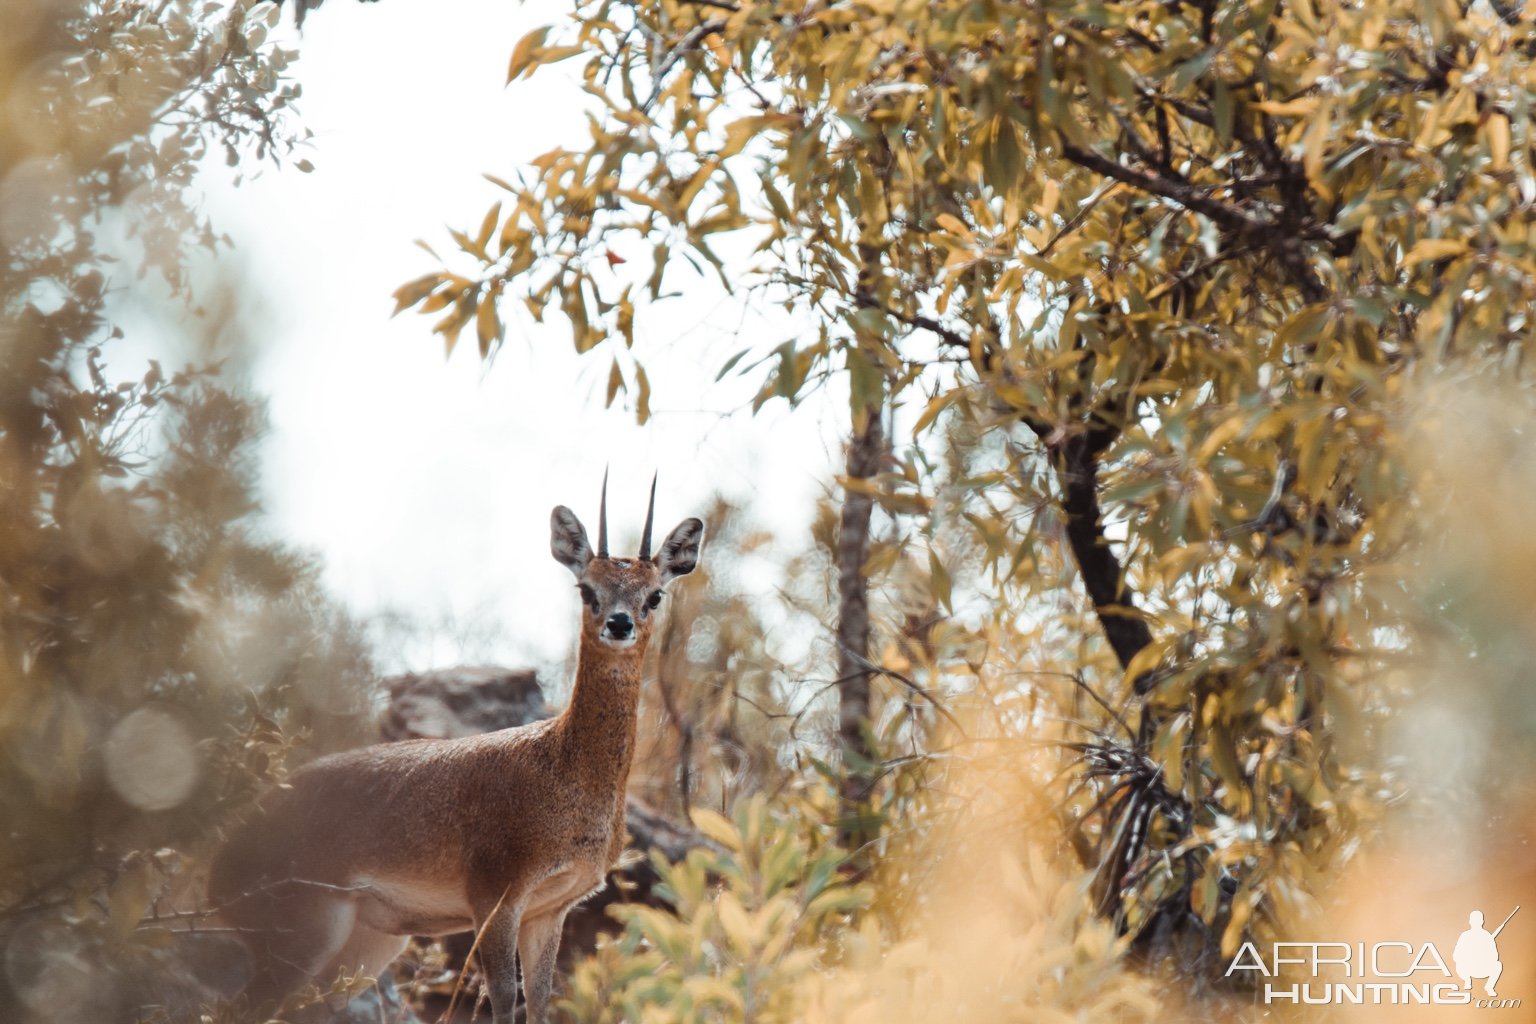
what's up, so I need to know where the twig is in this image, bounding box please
[853,288,971,349]
[1059,142,1273,237]
[644,20,728,113]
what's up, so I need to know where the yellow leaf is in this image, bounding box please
[109,860,152,938]
[507,26,551,81]
[1250,97,1319,118]
[616,289,634,348]
[1123,637,1165,687]
[1487,113,1511,171]
[719,116,765,160]
[475,203,501,253]
[690,807,740,851]
[1301,98,1334,200]
[1222,894,1253,959]
[605,359,623,407]
[685,976,745,1013]
[391,273,441,315]
[716,891,756,949]
[934,212,971,237]
[676,158,719,213]
[1036,178,1060,221]
[911,391,958,436]
[635,363,651,424]
[1402,238,1466,267]
[1195,415,1246,463]
[705,32,731,70]
[475,292,502,356]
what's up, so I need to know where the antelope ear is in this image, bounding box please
[656,518,704,584]
[550,506,593,578]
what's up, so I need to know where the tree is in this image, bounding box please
[1,3,373,1020]
[398,0,1535,971]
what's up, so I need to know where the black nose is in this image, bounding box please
[606,612,633,638]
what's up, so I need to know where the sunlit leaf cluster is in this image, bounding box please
[561,794,868,1023]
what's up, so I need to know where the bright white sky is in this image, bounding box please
[202,0,842,673]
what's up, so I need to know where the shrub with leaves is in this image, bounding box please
[562,742,1196,1024]
[802,836,1169,1024]
[560,794,869,1024]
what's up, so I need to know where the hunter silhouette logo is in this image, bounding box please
[1455,907,1518,998]
[1227,905,1522,1008]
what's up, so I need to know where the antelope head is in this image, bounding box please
[549,472,703,651]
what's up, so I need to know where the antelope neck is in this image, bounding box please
[556,640,644,791]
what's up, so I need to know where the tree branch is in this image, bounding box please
[1022,419,1156,692]
[645,20,728,112]
[1058,142,1272,237]
[853,288,972,349]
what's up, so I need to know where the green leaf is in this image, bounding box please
[927,549,953,612]
[109,859,152,939]
[714,346,752,382]
[1172,49,1215,92]
[847,343,884,419]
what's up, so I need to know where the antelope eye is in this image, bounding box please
[577,584,600,612]
[646,591,663,610]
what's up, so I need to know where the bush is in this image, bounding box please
[561,793,868,1024]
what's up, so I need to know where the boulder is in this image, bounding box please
[380,666,550,741]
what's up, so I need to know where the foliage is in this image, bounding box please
[0,3,369,1021]
[401,0,1536,979]
[802,739,1176,1024]
[2,0,306,298]
[560,793,869,1024]
[636,498,810,819]
[563,754,1197,1024]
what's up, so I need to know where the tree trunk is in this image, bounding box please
[836,406,884,853]
[1034,423,1156,689]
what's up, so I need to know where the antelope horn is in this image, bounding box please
[638,472,658,560]
[597,466,610,559]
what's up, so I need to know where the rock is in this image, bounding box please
[380,666,550,740]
